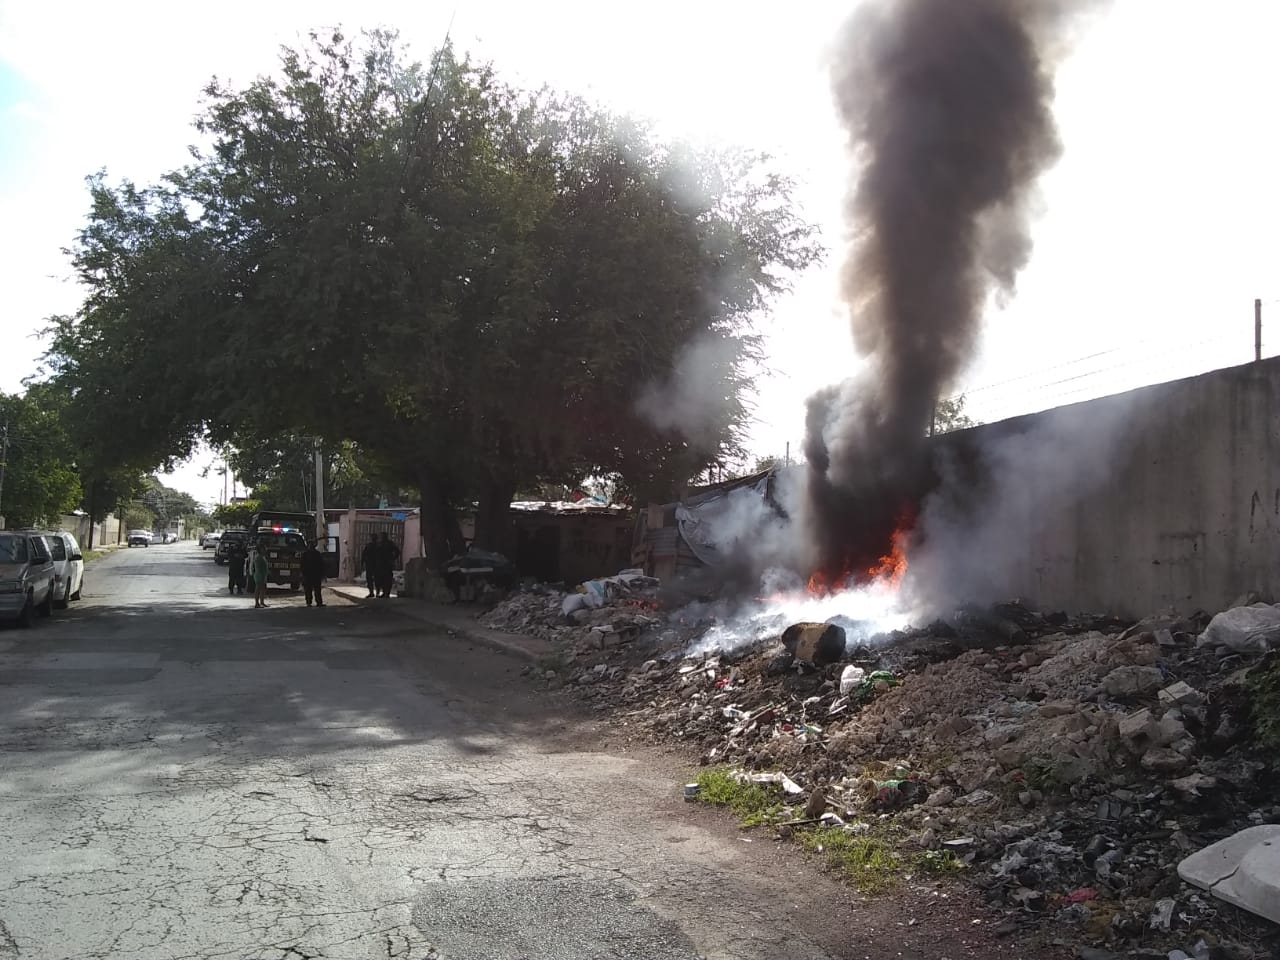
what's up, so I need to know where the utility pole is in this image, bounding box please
[1256,298,1263,362]
[0,421,8,530]
[313,439,326,546]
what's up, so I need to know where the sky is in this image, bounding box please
[1,1,1277,509]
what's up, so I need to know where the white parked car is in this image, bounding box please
[42,530,85,608]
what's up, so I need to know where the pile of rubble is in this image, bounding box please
[479,570,664,654]
[493,583,1280,956]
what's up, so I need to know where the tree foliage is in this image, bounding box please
[211,499,262,529]
[42,30,820,562]
[121,504,156,533]
[222,433,403,513]
[932,395,978,435]
[0,389,82,527]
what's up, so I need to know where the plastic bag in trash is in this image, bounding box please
[581,579,611,604]
[1196,602,1280,653]
[839,665,867,696]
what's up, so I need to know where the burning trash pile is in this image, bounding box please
[516,585,1280,956]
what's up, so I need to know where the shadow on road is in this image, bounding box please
[0,593,571,791]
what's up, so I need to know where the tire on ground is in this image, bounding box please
[17,592,34,628]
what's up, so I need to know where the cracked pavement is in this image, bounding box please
[0,545,1037,960]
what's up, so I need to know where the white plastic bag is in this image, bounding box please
[561,593,589,616]
[839,665,867,696]
[1197,603,1280,653]
[581,579,610,605]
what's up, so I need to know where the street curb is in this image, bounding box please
[332,589,540,664]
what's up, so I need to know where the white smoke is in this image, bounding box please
[688,580,914,657]
[902,392,1135,615]
[688,465,809,574]
[635,333,744,451]
[677,465,916,656]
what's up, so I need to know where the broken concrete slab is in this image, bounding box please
[1153,712,1188,747]
[1103,664,1164,696]
[1178,824,1280,924]
[1159,680,1203,707]
[1140,747,1189,774]
[1118,707,1156,745]
[1170,773,1216,797]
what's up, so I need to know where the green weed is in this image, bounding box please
[692,768,783,827]
[1247,654,1280,752]
[798,827,901,893]
[916,848,966,877]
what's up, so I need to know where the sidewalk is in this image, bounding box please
[325,583,553,664]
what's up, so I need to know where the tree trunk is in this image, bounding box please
[419,470,465,568]
[472,475,516,556]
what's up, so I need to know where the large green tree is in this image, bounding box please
[0,390,82,528]
[44,30,819,563]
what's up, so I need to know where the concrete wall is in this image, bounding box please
[933,357,1280,618]
[55,514,121,549]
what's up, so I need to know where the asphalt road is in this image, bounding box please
[0,543,1026,960]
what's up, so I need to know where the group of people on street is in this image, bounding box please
[361,532,399,598]
[226,537,328,609]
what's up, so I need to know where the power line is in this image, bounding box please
[947,329,1256,419]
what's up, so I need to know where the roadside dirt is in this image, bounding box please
[367,605,1072,960]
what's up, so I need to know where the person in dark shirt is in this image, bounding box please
[226,540,247,595]
[375,532,397,598]
[300,541,325,607]
[361,537,378,597]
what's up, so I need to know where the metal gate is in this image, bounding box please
[353,518,404,577]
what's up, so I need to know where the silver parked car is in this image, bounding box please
[41,530,85,608]
[0,530,57,626]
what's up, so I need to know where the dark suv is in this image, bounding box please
[214,530,249,565]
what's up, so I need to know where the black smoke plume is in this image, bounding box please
[805,0,1088,578]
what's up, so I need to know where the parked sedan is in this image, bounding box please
[127,529,153,547]
[41,530,85,608]
[0,530,56,626]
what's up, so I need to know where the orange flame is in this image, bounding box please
[866,526,909,588]
[803,519,911,596]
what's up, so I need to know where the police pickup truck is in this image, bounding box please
[249,511,315,591]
